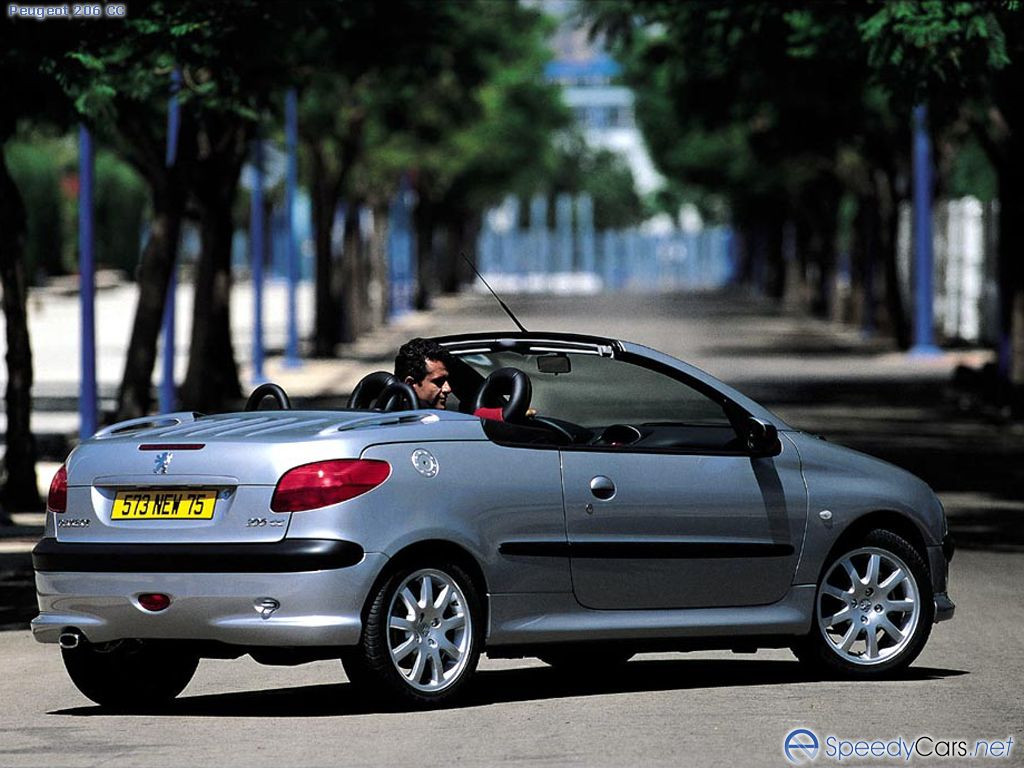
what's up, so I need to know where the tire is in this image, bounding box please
[62,639,199,710]
[538,646,634,674]
[792,528,934,678]
[342,561,483,708]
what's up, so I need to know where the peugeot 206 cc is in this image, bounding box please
[32,332,955,709]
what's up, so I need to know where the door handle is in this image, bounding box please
[589,475,616,500]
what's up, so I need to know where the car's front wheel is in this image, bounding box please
[343,562,482,708]
[62,639,199,710]
[793,529,934,678]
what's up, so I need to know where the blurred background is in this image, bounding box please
[1,0,1023,524]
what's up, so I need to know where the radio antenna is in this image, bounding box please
[461,252,528,333]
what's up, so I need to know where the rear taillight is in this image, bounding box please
[47,464,68,513]
[271,459,390,512]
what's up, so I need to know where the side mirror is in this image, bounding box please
[746,417,781,457]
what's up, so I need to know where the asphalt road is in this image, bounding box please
[0,550,1018,768]
[2,288,1022,766]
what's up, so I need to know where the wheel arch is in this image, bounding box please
[818,509,929,584]
[360,539,490,639]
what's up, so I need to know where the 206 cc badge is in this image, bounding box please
[153,452,173,474]
[411,449,438,478]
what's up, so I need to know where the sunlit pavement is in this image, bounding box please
[0,549,1019,767]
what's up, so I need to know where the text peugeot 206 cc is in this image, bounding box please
[32,332,955,709]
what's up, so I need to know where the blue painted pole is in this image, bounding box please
[910,104,940,356]
[283,88,301,369]
[78,125,97,439]
[159,68,182,414]
[251,134,266,384]
[577,194,595,274]
[159,272,176,414]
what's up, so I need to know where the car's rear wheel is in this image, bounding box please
[343,562,482,708]
[793,529,933,678]
[62,639,199,710]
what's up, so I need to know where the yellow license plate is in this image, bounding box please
[111,490,217,520]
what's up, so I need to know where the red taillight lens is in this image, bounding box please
[47,464,68,513]
[271,459,391,512]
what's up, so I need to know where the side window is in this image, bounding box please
[553,357,741,453]
[534,355,731,428]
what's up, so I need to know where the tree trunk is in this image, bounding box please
[878,172,910,349]
[801,178,841,318]
[179,156,244,413]
[369,202,390,328]
[338,203,361,344]
[853,193,881,336]
[414,193,436,311]
[310,144,342,357]
[440,212,475,294]
[114,184,185,420]
[0,145,41,515]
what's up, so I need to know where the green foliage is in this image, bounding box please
[588,1,868,232]
[94,151,148,275]
[354,0,570,214]
[7,134,149,280]
[947,136,998,201]
[5,140,63,281]
[861,1,1008,109]
[549,135,644,229]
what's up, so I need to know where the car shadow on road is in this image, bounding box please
[49,658,967,718]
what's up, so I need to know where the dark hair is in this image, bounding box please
[395,338,452,383]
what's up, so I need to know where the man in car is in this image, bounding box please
[395,337,453,410]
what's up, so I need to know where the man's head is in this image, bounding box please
[395,338,453,409]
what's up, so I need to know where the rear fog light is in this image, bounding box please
[138,593,171,612]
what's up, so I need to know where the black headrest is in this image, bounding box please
[471,367,532,422]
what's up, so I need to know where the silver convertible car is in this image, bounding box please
[32,331,955,709]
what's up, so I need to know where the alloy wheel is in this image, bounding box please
[816,546,921,666]
[386,568,472,693]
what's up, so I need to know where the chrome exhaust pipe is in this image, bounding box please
[58,631,81,650]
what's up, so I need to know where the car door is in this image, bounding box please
[556,355,807,611]
[562,444,806,610]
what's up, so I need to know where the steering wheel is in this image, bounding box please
[528,415,576,444]
[471,367,532,423]
[375,380,418,412]
[244,382,292,411]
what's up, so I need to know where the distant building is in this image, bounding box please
[544,19,664,196]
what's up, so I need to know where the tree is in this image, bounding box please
[55,2,318,413]
[587,2,921,340]
[0,16,83,516]
[296,0,569,350]
[388,1,569,306]
[860,0,1024,390]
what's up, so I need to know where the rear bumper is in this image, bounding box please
[31,546,387,647]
